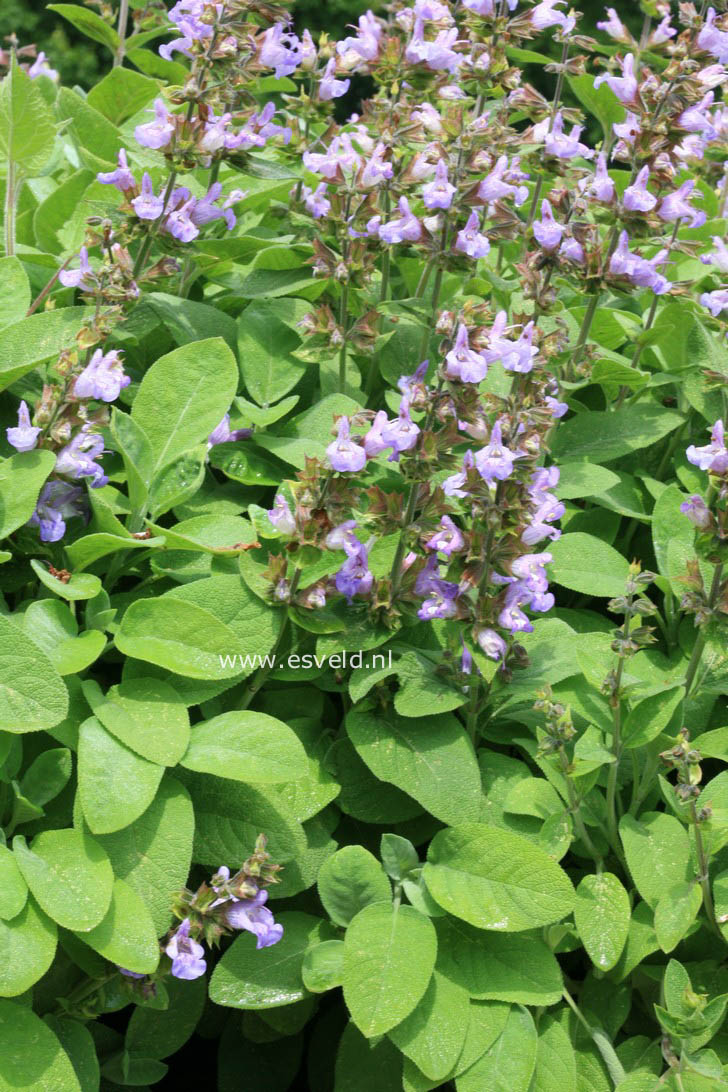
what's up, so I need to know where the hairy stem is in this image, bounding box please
[4,160,16,257]
[114,0,130,68]
[690,800,722,939]
[684,562,724,696]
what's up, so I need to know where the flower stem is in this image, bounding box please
[4,159,17,257]
[131,169,178,279]
[690,800,722,939]
[114,0,130,68]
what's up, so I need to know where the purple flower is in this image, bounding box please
[364,410,391,457]
[475,421,522,482]
[338,11,382,63]
[460,640,473,674]
[327,417,367,472]
[578,152,615,203]
[531,0,575,33]
[381,399,421,461]
[97,149,136,194]
[698,9,728,65]
[455,211,490,258]
[443,449,475,497]
[623,166,657,213]
[487,315,538,374]
[499,598,534,634]
[165,919,206,981]
[680,494,713,529]
[74,349,130,403]
[532,112,593,159]
[677,92,716,135]
[379,197,422,244]
[28,51,59,81]
[335,539,373,601]
[559,236,584,263]
[686,420,728,474]
[259,24,302,78]
[326,520,359,551]
[418,579,459,620]
[511,552,552,594]
[445,324,488,383]
[425,515,464,557]
[206,413,252,448]
[7,401,41,452]
[533,199,563,252]
[29,481,86,542]
[545,395,568,418]
[649,15,676,45]
[319,58,350,101]
[658,180,705,228]
[609,231,672,295]
[304,134,362,179]
[131,173,164,221]
[224,889,283,949]
[594,53,638,104]
[701,289,728,317]
[56,426,107,487]
[302,182,331,219]
[406,22,462,73]
[596,8,630,42]
[118,967,147,979]
[701,236,728,273]
[268,494,296,535]
[59,247,95,291]
[135,99,175,150]
[360,143,393,188]
[613,111,641,148]
[477,155,528,206]
[422,159,456,210]
[476,628,507,660]
[165,196,198,242]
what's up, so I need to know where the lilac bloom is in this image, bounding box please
[381,399,421,460]
[335,540,373,600]
[406,22,462,73]
[28,51,59,80]
[702,237,728,272]
[131,173,164,220]
[578,152,615,202]
[302,182,331,218]
[415,556,442,595]
[206,413,251,448]
[30,481,86,542]
[268,494,296,535]
[497,320,538,374]
[474,421,522,482]
[698,9,728,64]
[337,11,382,62]
[696,63,727,88]
[326,520,359,552]
[455,211,490,258]
[7,401,41,452]
[422,160,456,210]
[531,112,593,160]
[97,149,136,193]
[59,246,95,291]
[398,360,430,404]
[478,155,528,205]
[545,395,569,418]
[418,579,459,620]
[442,449,475,497]
[445,325,488,384]
[379,197,422,244]
[412,103,443,134]
[224,889,283,949]
[559,236,584,263]
[165,919,206,981]
[596,8,630,42]
[531,0,576,33]
[327,417,367,472]
[303,134,362,179]
[425,515,464,557]
[74,349,130,403]
[462,0,496,12]
[135,99,175,150]
[259,24,302,78]
[658,180,706,227]
[364,410,391,457]
[476,628,507,660]
[56,427,107,487]
[594,53,638,103]
[623,166,657,212]
[319,58,350,101]
[609,231,672,295]
[511,552,553,593]
[118,968,146,979]
[359,143,393,188]
[460,640,473,674]
[165,197,199,242]
[613,111,641,147]
[533,199,563,252]
[680,494,713,529]
[499,599,534,634]
[650,16,677,45]
[686,420,728,474]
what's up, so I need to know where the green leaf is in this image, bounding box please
[44,1016,99,1092]
[0,897,57,997]
[20,746,72,807]
[0,57,56,177]
[619,812,692,910]
[13,828,112,932]
[555,462,621,501]
[574,873,630,972]
[0,449,55,539]
[652,484,698,585]
[237,299,307,405]
[210,911,328,1009]
[388,971,470,1081]
[148,445,207,518]
[654,882,702,953]
[131,337,239,476]
[30,561,102,602]
[0,846,27,920]
[301,939,345,993]
[0,307,91,393]
[0,999,81,1089]
[87,678,190,766]
[66,532,164,572]
[456,1006,538,1092]
[342,902,437,1037]
[568,74,626,136]
[180,710,306,783]
[423,823,574,931]
[317,845,392,927]
[548,534,630,597]
[47,4,119,50]
[336,1023,403,1092]
[0,256,30,329]
[622,687,684,748]
[0,611,68,733]
[109,408,154,514]
[125,975,206,1059]
[435,918,563,1004]
[346,706,481,827]
[78,716,164,835]
[57,87,123,170]
[380,834,419,882]
[91,775,194,936]
[77,878,160,974]
[23,600,105,676]
[531,1016,577,1092]
[86,66,157,124]
[551,405,684,464]
[115,598,243,680]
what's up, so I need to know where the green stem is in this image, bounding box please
[559,749,602,864]
[389,481,420,596]
[562,988,625,1088]
[606,613,631,849]
[239,569,302,709]
[114,0,130,68]
[337,193,353,394]
[526,38,569,227]
[4,159,16,257]
[684,562,724,696]
[569,289,599,376]
[132,169,178,278]
[690,801,722,939]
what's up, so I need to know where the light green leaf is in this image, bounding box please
[20,747,72,808]
[78,716,164,834]
[531,1015,577,1092]
[574,873,630,972]
[131,337,238,475]
[346,707,481,827]
[0,256,30,329]
[654,882,702,953]
[0,999,81,1090]
[548,534,630,597]
[47,3,119,49]
[210,911,328,1009]
[0,897,57,997]
[317,845,392,927]
[0,846,27,920]
[555,462,621,501]
[435,917,562,1004]
[180,710,306,783]
[66,532,164,572]
[619,813,692,910]
[0,611,68,733]
[147,445,207,518]
[388,971,470,1081]
[14,828,112,932]
[0,307,92,393]
[651,484,695,583]
[342,903,437,1037]
[551,405,684,464]
[87,677,190,766]
[109,408,154,514]
[22,599,105,676]
[237,299,307,405]
[456,1006,538,1092]
[622,687,684,748]
[115,598,243,680]
[77,878,160,974]
[0,450,55,539]
[30,561,102,602]
[301,939,345,993]
[423,823,574,931]
[453,1000,512,1078]
[86,66,157,123]
[0,57,56,176]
